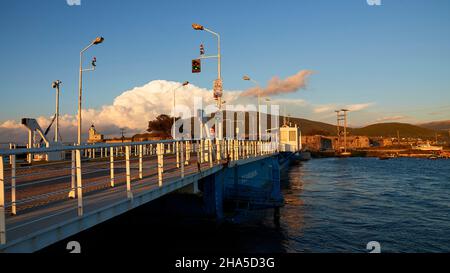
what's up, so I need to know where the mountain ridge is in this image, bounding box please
[285,117,444,138]
[417,120,450,131]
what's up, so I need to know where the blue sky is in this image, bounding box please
[1,0,450,127]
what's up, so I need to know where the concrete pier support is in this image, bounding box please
[202,172,224,219]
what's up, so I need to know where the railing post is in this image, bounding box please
[196,140,201,163]
[216,139,220,162]
[26,143,32,164]
[8,143,13,166]
[110,147,115,188]
[11,155,16,216]
[228,140,231,160]
[176,142,180,168]
[125,146,133,199]
[139,144,143,179]
[200,139,205,163]
[246,141,250,158]
[237,140,240,160]
[180,141,185,178]
[157,143,164,187]
[208,139,213,168]
[68,150,76,199]
[230,140,233,161]
[239,140,242,159]
[216,139,221,162]
[238,140,244,159]
[75,149,83,217]
[0,156,6,244]
[185,141,190,165]
[229,140,232,159]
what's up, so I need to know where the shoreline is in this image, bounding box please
[310,149,450,159]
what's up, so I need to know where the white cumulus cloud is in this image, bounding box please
[346,103,374,112]
[0,80,243,144]
[376,115,408,122]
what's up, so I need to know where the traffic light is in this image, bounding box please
[192,59,201,73]
[200,44,205,55]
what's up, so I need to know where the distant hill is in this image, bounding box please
[418,120,450,131]
[285,118,440,138]
[257,116,441,138]
[351,123,438,138]
[283,117,337,136]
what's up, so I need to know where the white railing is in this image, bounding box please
[0,138,277,245]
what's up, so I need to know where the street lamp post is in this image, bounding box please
[51,80,62,143]
[77,36,104,145]
[172,81,190,138]
[243,75,265,141]
[192,23,223,140]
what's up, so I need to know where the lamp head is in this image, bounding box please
[93,36,104,45]
[52,80,62,89]
[192,24,204,30]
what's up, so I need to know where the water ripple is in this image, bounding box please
[278,157,450,253]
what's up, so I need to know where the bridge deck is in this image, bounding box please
[1,153,224,252]
[0,140,278,252]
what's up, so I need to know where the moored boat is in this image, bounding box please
[413,142,443,151]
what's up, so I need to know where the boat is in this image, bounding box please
[413,142,443,151]
[378,154,396,160]
[339,152,352,157]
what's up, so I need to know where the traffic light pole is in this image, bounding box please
[197,27,223,140]
[200,28,221,80]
